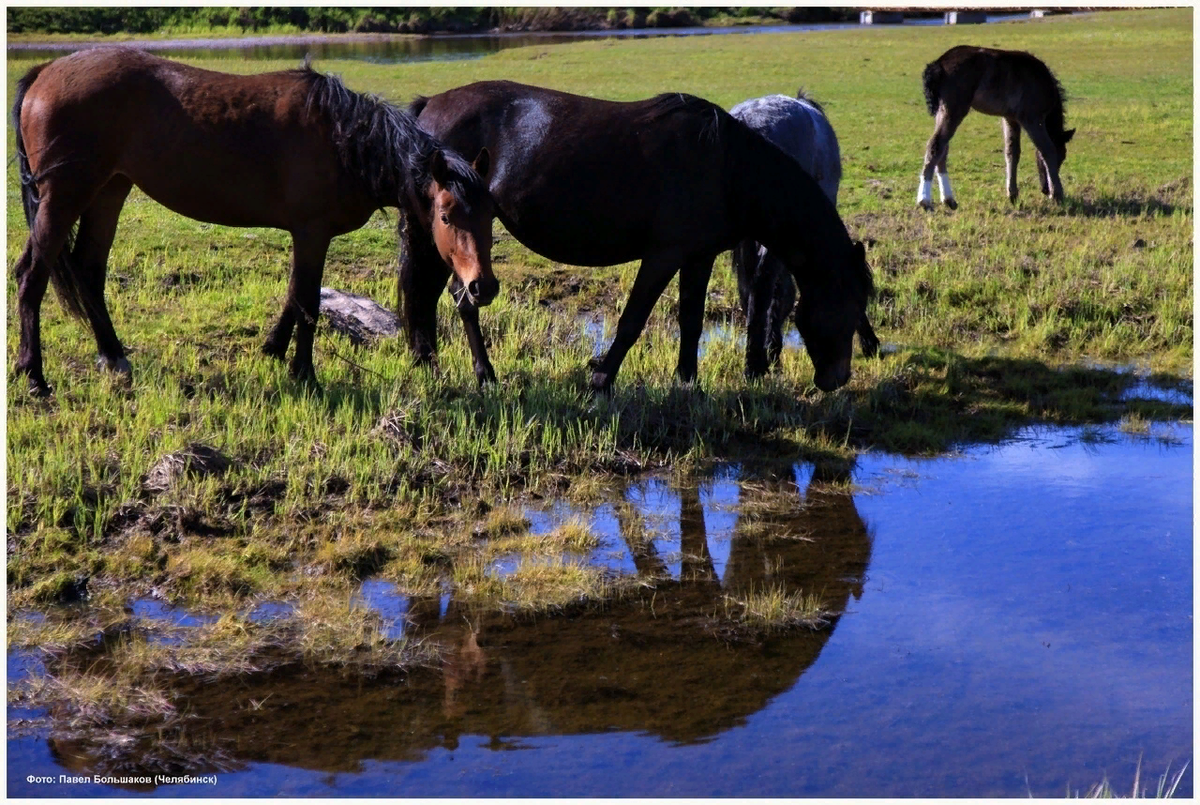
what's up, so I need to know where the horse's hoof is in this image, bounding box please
[97,355,133,375]
[589,372,613,396]
[587,355,606,372]
[917,200,935,212]
[744,365,768,381]
[28,378,53,398]
[261,340,288,360]
[944,198,958,210]
[290,365,323,393]
[475,368,498,388]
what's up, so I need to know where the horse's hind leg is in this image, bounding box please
[13,189,89,396]
[675,253,716,385]
[73,176,134,380]
[918,105,964,210]
[1003,117,1021,202]
[13,240,55,396]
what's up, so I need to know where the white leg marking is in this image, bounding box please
[936,170,955,204]
[916,178,933,205]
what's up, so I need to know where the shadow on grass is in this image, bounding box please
[853,348,1192,453]
[318,346,1191,472]
[1062,181,1192,218]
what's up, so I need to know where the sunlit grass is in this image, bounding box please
[5,9,1191,617]
[722,583,833,632]
[1063,759,1191,799]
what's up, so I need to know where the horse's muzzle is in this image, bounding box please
[814,359,851,392]
[467,276,500,307]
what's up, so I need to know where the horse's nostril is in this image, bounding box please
[468,280,481,299]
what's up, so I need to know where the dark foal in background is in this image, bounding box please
[12,48,495,395]
[405,80,874,393]
[730,89,879,379]
[918,45,1075,210]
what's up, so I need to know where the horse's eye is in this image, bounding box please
[440,213,450,225]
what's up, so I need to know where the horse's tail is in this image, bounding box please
[13,61,90,321]
[13,62,47,229]
[922,60,946,116]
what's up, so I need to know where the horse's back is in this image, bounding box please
[19,48,357,229]
[417,80,740,264]
[929,45,1061,119]
[730,93,840,204]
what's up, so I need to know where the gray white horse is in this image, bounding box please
[731,90,877,378]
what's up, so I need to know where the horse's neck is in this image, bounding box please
[731,135,848,266]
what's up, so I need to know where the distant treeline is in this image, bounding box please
[7,7,864,36]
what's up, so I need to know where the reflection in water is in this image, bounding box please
[16,425,1191,797]
[42,465,871,778]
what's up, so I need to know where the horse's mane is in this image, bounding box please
[1023,51,1069,136]
[296,66,483,214]
[644,92,724,143]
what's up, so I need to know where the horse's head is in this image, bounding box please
[794,241,873,392]
[428,147,498,307]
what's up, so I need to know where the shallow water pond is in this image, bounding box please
[8,423,1191,797]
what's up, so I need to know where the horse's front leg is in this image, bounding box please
[284,230,331,388]
[764,256,796,372]
[451,278,497,386]
[262,309,295,361]
[1035,152,1052,198]
[857,312,881,358]
[399,216,449,370]
[1003,117,1021,202]
[675,253,716,385]
[734,240,770,379]
[590,252,679,394]
[1022,119,1065,202]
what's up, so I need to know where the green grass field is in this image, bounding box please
[6,8,1192,623]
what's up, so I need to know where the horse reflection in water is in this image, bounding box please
[45,465,872,779]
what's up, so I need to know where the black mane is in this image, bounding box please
[297,67,484,214]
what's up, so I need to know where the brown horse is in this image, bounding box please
[406,80,874,393]
[918,45,1075,210]
[11,48,496,395]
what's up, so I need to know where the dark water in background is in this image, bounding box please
[8,422,1192,798]
[5,13,1034,64]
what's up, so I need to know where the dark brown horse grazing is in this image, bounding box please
[918,45,1075,210]
[405,80,874,393]
[11,48,496,396]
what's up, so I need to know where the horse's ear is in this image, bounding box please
[1063,128,1076,144]
[429,148,450,186]
[472,147,491,180]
